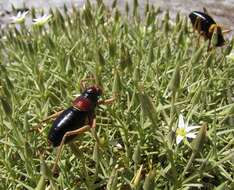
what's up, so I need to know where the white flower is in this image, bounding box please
[110,141,123,150]
[33,14,52,26]
[82,4,86,11]
[226,51,234,61]
[176,114,200,145]
[115,143,123,150]
[11,11,28,24]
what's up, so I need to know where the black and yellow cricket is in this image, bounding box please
[189,9,226,49]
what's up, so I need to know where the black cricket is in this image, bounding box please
[45,83,114,173]
[48,86,102,147]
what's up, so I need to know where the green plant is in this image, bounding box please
[0,1,233,189]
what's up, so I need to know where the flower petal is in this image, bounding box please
[176,135,184,144]
[226,52,234,61]
[22,11,29,17]
[178,114,185,128]
[186,132,196,139]
[11,11,28,24]
[32,15,52,26]
[17,11,21,17]
[116,143,123,150]
[186,125,201,132]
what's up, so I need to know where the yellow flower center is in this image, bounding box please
[176,128,186,137]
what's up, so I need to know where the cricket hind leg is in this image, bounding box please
[52,90,116,173]
[52,125,91,173]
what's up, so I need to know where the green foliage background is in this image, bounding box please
[0,0,234,189]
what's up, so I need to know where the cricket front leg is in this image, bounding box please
[222,29,232,34]
[80,76,96,90]
[98,96,116,105]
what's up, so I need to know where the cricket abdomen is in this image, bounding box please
[48,107,88,147]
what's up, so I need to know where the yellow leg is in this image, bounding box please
[80,76,95,90]
[194,17,202,47]
[30,110,64,132]
[52,125,91,173]
[222,29,232,34]
[208,39,211,51]
[41,110,64,123]
[98,96,116,105]
[194,17,201,33]
[203,7,209,15]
